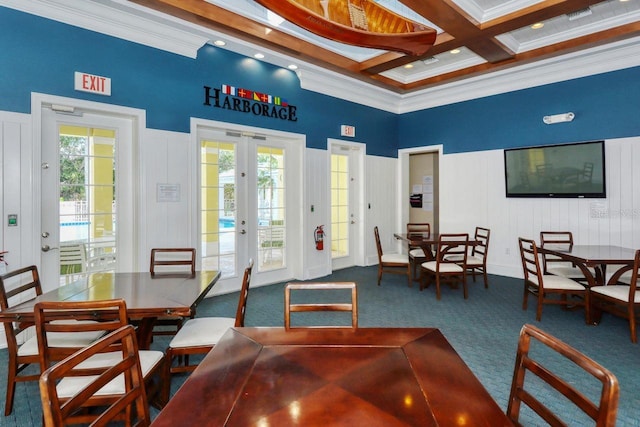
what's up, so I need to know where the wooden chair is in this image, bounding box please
[507,323,619,426]
[0,265,43,415]
[149,248,197,337]
[447,227,491,288]
[34,299,169,420]
[284,282,358,329]
[150,247,196,275]
[374,226,410,286]
[0,265,103,416]
[539,231,595,283]
[39,325,151,427]
[420,233,469,299]
[406,223,431,281]
[590,249,640,343]
[165,259,253,375]
[467,227,491,288]
[518,237,589,322]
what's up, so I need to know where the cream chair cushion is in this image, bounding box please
[381,253,408,265]
[529,274,585,290]
[169,317,236,348]
[591,285,640,303]
[55,350,164,398]
[421,261,464,273]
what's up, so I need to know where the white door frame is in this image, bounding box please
[32,93,145,289]
[190,118,305,294]
[397,145,443,246]
[328,138,366,269]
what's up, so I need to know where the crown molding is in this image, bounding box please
[3,0,639,115]
[0,0,209,58]
[396,35,640,114]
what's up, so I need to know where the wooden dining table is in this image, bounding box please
[538,245,637,287]
[150,327,513,426]
[0,270,220,349]
[394,232,478,261]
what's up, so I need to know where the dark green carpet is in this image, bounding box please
[2,266,639,426]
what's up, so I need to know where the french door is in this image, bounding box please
[330,140,364,271]
[198,126,295,290]
[40,106,134,291]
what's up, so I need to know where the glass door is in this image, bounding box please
[41,107,133,290]
[330,142,362,270]
[199,127,293,289]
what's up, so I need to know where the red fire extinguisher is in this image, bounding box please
[314,225,324,250]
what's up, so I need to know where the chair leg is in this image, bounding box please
[482,268,489,288]
[536,293,544,321]
[435,277,442,300]
[462,276,468,299]
[377,265,382,286]
[5,368,15,416]
[407,265,412,287]
[629,308,637,343]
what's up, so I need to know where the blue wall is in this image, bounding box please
[1,6,638,158]
[0,7,397,157]
[398,66,640,153]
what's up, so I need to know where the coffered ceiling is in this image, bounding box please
[3,0,639,111]
[130,0,640,94]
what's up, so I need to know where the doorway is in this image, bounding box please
[329,139,365,271]
[37,96,138,291]
[194,121,303,292]
[399,146,442,236]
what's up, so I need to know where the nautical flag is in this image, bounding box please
[238,88,253,99]
[221,84,236,95]
[253,92,261,101]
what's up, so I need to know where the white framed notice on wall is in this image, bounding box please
[422,175,433,212]
[157,183,180,202]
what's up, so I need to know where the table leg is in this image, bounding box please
[135,317,157,350]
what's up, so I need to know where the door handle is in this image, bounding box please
[41,245,59,252]
[239,229,247,235]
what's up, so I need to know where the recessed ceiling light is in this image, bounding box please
[288,64,298,70]
[254,53,265,59]
[404,64,414,69]
[450,49,461,54]
[531,22,544,29]
[213,40,226,46]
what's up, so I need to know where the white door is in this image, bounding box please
[330,140,364,270]
[40,106,134,291]
[198,126,297,290]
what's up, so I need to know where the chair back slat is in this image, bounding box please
[34,299,128,371]
[150,248,196,275]
[39,325,150,427]
[507,324,619,427]
[234,259,254,327]
[284,282,358,329]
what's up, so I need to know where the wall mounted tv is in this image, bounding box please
[504,140,606,198]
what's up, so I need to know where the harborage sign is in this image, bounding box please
[204,84,297,122]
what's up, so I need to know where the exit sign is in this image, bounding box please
[341,125,355,137]
[75,71,111,96]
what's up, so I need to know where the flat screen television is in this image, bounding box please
[504,140,606,198]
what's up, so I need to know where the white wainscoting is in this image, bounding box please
[438,136,640,278]
[138,128,193,271]
[0,112,36,272]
